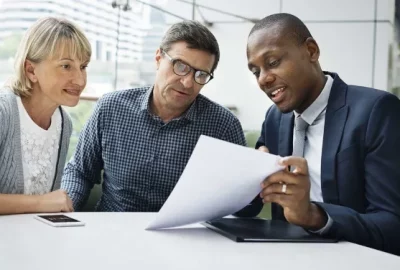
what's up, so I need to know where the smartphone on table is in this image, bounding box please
[34,214,85,227]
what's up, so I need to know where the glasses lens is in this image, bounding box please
[195,71,211,85]
[173,60,191,75]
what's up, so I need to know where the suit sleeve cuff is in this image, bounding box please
[308,211,333,234]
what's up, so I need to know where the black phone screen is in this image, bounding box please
[37,215,80,223]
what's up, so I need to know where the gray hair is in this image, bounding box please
[160,20,220,73]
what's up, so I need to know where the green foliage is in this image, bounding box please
[65,100,96,161]
[392,87,400,98]
[0,33,23,59]
[244,130,261,148]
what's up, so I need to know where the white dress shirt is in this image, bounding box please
[293,75,333,202]
[293,75,334,233]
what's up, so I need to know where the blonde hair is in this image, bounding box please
[9,17,92,97]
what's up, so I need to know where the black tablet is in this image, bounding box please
[203,218,337,243]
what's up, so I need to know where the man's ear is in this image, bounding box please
[304,37,320,63]
[155,48,162,70]
[24,60,37,83]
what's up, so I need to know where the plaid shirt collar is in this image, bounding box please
[140,85,198,122]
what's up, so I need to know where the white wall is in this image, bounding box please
[163,0,395,130]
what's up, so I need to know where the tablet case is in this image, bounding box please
[203,218,337,243]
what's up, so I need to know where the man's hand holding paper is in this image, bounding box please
[260,157,328,231]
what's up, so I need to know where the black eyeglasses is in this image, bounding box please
[162,50,213,85]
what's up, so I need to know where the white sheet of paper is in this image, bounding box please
[146,135,284,230]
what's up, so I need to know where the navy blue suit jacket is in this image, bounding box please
[240,73,400,255]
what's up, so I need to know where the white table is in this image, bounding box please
[0,213,399,270]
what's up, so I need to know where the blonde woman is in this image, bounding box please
[0,17,91,214]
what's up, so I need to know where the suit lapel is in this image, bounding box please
[274,112,294,220]
[279,112,294,157]
[321,73,349,204]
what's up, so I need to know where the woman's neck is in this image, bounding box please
[21,93,58,130]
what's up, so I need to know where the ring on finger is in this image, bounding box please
[281,183,287,194]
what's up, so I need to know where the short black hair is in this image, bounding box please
[249,13,312,44]
[160,20,220,73]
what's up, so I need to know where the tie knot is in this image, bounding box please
[295,115,309,131]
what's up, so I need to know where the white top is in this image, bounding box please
[0,213,399,270]
[293,75,334,202]
[16,96,62,195]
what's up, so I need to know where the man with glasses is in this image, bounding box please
[62,21,246,211]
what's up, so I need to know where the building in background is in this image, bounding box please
[1,0,398,131]
[140,8,167,85]
[0,0,168,93]
[161,0,398,130]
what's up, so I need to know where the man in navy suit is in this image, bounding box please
[241,13,400,255]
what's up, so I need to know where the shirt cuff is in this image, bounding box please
[309,212,333,235]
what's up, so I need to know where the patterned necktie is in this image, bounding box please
[292,115,309,157]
